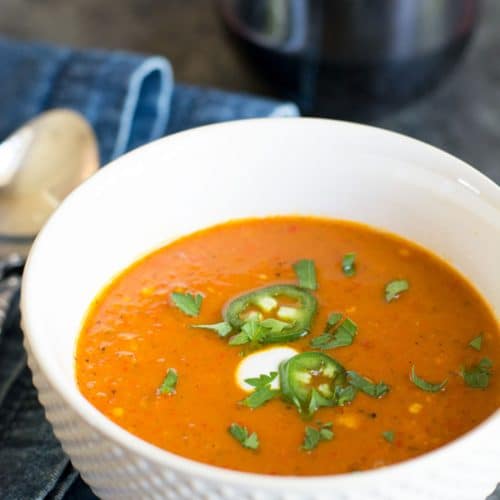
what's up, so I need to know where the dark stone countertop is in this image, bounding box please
[1,0,499,183]
[376,0,500,185]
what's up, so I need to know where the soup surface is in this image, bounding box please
[76,217,499,476]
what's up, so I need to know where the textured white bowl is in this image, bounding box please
[21,118,500,500]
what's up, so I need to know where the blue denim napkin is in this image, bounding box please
[0,37,298,499]
[0,37,298,166]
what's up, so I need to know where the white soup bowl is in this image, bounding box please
[21,118,500,499]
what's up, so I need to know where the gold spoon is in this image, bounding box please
[0,109,99,256]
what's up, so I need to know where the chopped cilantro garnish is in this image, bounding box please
[382,430,395,443]
[310,332,335,349]
[302,426,320,451]
[302,422,334,451]
[242,372,279,409]
[410,366,447,393]
[319,426,334,441]
[228,423,259,450]
[228,320,269,346]
[342,253,356,277]
[347,370,389,398]
[228,331,251,345]
[293,259,317,290]
[385,280,409,302]
[310,317,358,350]
[331,318,358,346]
[334,385,358,405]
[192,321,232,337]
[171,292,203,316]
[468,333,483,351]
[461,358,493,389]
[243,385,279,409]
[308,388,335,415]
[158,368,178,395]
[245,371,278,388]
[259,318,290,333]
[327,312,343,327]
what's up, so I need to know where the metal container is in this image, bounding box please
[218,0,480,118]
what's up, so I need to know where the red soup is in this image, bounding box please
[76,216,499,476]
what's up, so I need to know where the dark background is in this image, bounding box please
[2,0,500,184]
[1,1,270,94]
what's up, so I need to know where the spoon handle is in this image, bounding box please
[0,253,25,278]
[0,238,33,258]
[0,255,23,342]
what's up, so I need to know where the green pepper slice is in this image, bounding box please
[224,284,317,343]
[279,352,346,416]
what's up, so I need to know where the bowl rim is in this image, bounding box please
[21,117,500,489]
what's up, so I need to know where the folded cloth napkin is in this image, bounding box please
[0,36,298,500]
[0,37,298,165]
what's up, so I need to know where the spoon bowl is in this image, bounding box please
[0,109,99,255]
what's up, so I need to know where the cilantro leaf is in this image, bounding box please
[171,292,203,316]
[293,259,317,290]
[260,318,291,333]
[310,317,358,350]
[243,432,259,450]
[410,365,447,392]
[342,253,356,277]
[385,280,409,302]
[334,385,358,405]
[461,358,492,389]
[242,371,279,409]
[245,372,278,388]
[382,430,395,443]
[327,312,343,327]
[228,423,259,450]
[302,422,334,451]
[310,332,336,349]
[337,317,357,335]
[308,388,335,415]
[347,370,389,398]
[159,368,178,395]
[228,320,270,346]
[328,330,353,348]
[192,321,232,337]
[228,331,251,345]
[228,423,246,442]
[468,333,483,351]
[319,427,334,441]
[242,385,279,409]
[243,320,269,343]
[302,426,320,451]
[333,318,358,344]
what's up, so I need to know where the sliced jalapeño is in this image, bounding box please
[224,284,317,343]
[279,352,346,417]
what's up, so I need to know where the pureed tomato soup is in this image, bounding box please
[76,217,500,476]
